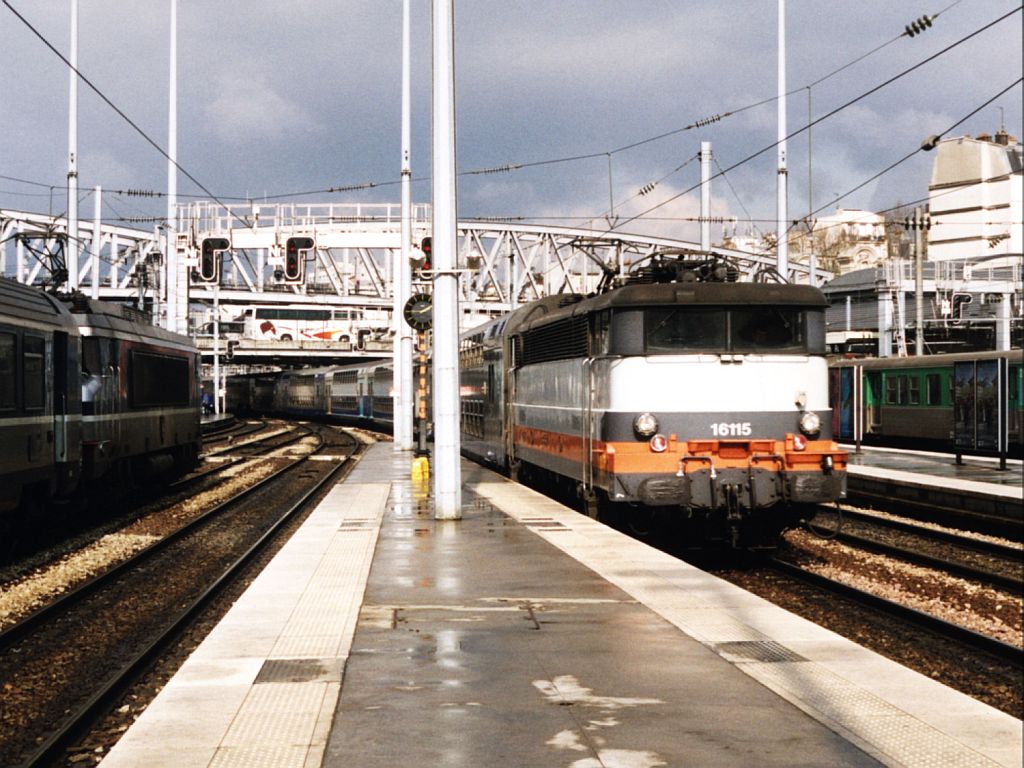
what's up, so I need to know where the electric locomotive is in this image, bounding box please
[1,279,201,527]
[0,278,82,515]
[460,254,847,547]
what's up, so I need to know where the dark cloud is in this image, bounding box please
[1,0,1020,240]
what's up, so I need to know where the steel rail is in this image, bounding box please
[834,507,1023,560]
[769,557,1023,666]
[845,488,1022,541]
[831,530,1023,595]
[16,427,362,768]
[0,425,315,648]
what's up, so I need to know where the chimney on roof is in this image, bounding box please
[994,128,1010,146]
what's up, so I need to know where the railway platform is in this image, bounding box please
[99,442,1022,768]
[844,446,1023,528]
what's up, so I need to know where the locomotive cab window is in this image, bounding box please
[731,308,806,353]
[645,308,726,353]
[644,307,811,355]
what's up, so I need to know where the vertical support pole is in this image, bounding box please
[914,207,924,355]
[700,141,711,252]
[431,0,462,518]
[776,0,788,278]
[67,0,79,290]
[418,331,428,455]
[995,293,1011,351]
[91,186,101,299]
[167,0,179,333]
[16,225,26,282]
[212,284,220,415]
[877,292,893,358]
[396,0,414,451]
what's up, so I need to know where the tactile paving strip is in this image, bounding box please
[746,662,1004,768]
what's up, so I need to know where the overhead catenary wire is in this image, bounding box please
[0,0,1015,226]
[609,6,1022,234]
[782,76,1024,241]
[89,0,983,206]
[1,0,253,229]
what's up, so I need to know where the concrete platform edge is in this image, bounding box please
[468,474,1024,768]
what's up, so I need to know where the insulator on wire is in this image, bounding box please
[905,14,933,37]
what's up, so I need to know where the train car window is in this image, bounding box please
[926,374,942,405]
[23,335,45,410]
[81,336,102,376]
[0,332,15,410]
[885,376,899,405]
[908,375,921,405]
[731,308,806,353]
[645,309,726,353]
[129,350,189,407]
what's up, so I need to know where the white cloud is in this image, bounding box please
[203,74,323,142]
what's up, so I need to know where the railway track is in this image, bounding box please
[0,424,362,768]
[807,506,1023,595]
[768,556,1023,666]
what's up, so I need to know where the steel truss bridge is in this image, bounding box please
[2,203,824,361]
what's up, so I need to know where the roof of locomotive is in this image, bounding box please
[0,278,79,331]
[64,294,196,351]
[503,281,828,336]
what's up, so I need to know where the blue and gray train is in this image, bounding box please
[0,278,201,530]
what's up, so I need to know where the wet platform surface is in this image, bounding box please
[326,470,872,766]
[846,446,1022,490]
[100,442,1023,768]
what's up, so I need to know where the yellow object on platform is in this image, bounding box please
[411,456,430,480]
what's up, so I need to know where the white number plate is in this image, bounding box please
[711,422,752,437]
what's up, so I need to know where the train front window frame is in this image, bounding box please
[643,307,812,355]
[645,308,726,353]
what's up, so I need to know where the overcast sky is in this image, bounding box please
[1,0,1021,244]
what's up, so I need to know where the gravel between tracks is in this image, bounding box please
[0,458,281,632]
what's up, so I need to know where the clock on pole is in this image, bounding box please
[403,292,433,330]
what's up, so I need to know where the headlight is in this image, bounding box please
[633,412,658,437]
[799,410,821,436]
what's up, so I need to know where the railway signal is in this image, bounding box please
[411,236,432,277]
[199,237,230,282]
[284,236,315,283]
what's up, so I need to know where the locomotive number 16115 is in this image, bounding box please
[711,422,753,437]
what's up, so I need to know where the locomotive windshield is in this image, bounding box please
[645,307,813,354]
